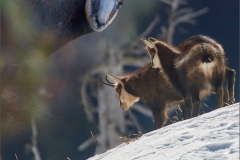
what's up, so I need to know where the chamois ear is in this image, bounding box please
[107,75,123,85]
[141,38,159,67]
[141,38,155,49]
[148,37,158,43]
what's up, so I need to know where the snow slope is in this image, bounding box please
[89,103,239,160]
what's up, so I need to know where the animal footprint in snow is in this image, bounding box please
[178,135,194,141]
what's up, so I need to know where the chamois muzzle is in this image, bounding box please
[119,101,129,110]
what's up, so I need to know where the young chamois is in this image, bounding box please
[142,35,236,119]
[101,63,184,129]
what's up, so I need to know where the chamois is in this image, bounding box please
[101,64,184,129]
[142,35,235,119]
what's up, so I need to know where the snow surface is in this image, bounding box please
[89,103,239,160]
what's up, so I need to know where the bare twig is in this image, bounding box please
[159,0,187,10]
[167,7,209,44]
[119,133,142,144]
[203,103,212,111]
[137,14,160,41]
[30,117,42,160]
[78,133,100,151]
[123,14,160,54]
[130,104,153,118]
[158,0,172,6]
[80,64,109,122]
[224,102,230,106]
[121,57,149,68]
[80,74,95,122]
[125,111,145,133]
[15,153,18,160]
[174,8,209,24]
[158,0,209,44]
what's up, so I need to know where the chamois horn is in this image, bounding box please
[100,75,115,87]
[107,75,122,84]
[141,38,155,49]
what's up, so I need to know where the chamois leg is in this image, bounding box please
[153,107,168,129]
[216,86,224,108]
[192,101,200,117]
[183,96,193,119]
[179,101,186,121]
[225,68,236,104]
[223,79,229,106]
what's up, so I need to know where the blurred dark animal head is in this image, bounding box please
[31,0,126,44]
[86,0,126,32]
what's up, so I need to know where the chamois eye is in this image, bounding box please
[116,85,122,94]
[117,0,125,9]
[118,1,123,5]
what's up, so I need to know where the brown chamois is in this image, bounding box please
[101,63,184,129]
[142,35,235,119]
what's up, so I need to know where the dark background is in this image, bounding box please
[1,0,239,160]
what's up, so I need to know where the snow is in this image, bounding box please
[88,103,239,160]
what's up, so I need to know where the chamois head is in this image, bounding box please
[101,75,139,110]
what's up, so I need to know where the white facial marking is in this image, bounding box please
[152,53,162,69]
[119,87,139,110]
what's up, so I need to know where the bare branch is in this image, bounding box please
[121,57,149,68]
[80,64,109,122]
[174,7,209,25]
[77,134,99,151]
[137,14,160,40]
[171,0,183,13]
[130,104,153,118]
[173,8,193,18]
[30,117,42,160]
[88,64,109,76]
[158,0,172,6]
[124,111,144,133]
[80,74,95,122]
[123,14,160,55]
[159,0,187,7]
[166,7,209,44]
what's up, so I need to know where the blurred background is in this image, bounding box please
[1,0,239,160]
